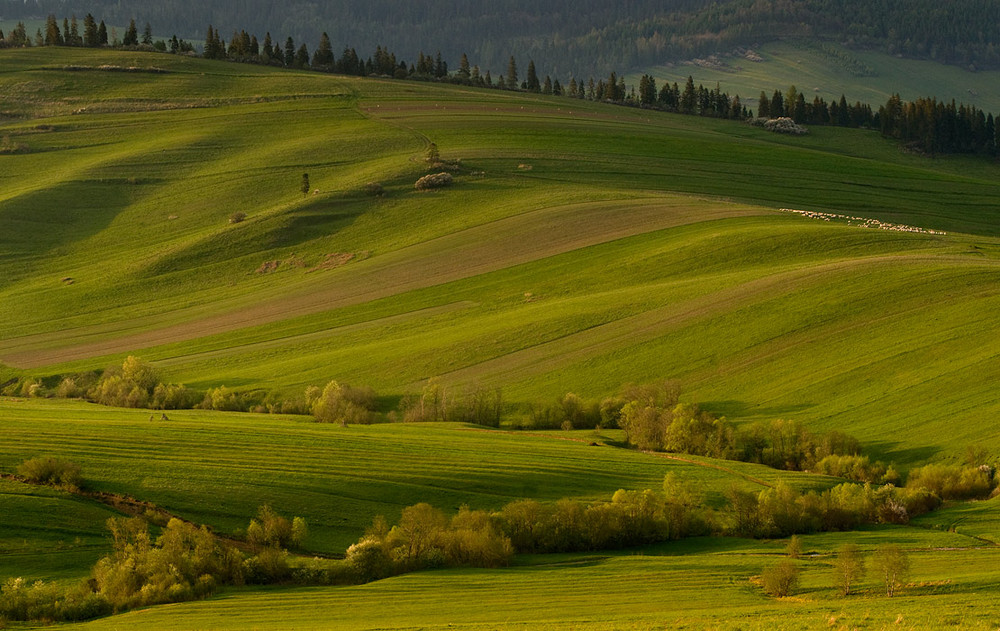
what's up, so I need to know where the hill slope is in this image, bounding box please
[2,48,1000,465]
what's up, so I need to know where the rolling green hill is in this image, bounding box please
[2,47,1000,629]
[2,48,1000,464]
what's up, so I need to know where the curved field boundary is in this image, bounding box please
[1,197,766,368]
[459,427,773,488]
[424,254,1000,389]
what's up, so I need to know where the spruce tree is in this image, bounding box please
[758,91,770,118]
[284,37,295,67]
[83,14,98,47]
[505,56,517,90]
[526,60,540,92]
[313,32,334,68]
[44,15,62,46]
[458,53,471,78]
[123,19,138,47]
[97,21,108,46]
[301,173,310,196]
[680,76,697,113]
[295,43,310,68]
[142,22,152,46]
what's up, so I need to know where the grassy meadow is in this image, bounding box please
[1,46,1000,628]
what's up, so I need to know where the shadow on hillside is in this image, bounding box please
[864,440,940,466]
[700,400,815,419]
[0,179,133,289]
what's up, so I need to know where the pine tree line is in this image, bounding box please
[4,14,998,160]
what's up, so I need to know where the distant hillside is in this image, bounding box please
[3,0,1000,77]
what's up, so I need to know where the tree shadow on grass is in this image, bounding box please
[863,440,940,467]
[700,400,815,419]
[0,179,135,289]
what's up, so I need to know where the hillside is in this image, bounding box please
[2,48,1000,464]
[2,45,1000,630]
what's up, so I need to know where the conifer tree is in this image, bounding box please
[142,22,152,45]
[44,15,62,46]
[458,53,471,78]
[284,37,295,67]
[301,173,310,196]
[680,75,697,113]
[312,32,334,68]
[123,19,138,47]
[526,60,540,92]
[83,14,98,47]
[97,20,108,46]
[505,56,518,90]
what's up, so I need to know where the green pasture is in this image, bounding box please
[1,47,999,465]
[1,47,1000,628]
[54,533,1000,630]
[636,39,1000,114]
[0,398,839,556]
[0,478,116,584]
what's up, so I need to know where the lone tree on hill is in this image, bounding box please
[300,172,310,196]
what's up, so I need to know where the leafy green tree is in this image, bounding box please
[833,543,865,596]
[761,559,799,597]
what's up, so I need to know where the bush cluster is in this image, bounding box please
[16,456,83,488]
[414,172,453,190]
[346,503,514,581]
[0,507,308,622]
[397,377,503,426]
[728,480,944,538]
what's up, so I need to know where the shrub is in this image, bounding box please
[905,464,996,500]
[228,211,246,224]
[246,505,300,550]
[17,456,83,488]
[363,182,385,196]
[312,380,377,425]
[414,172,453,190]
[151,383,199,409]
[761,559,799,597]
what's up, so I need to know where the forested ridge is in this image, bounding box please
[2,0,1000,76]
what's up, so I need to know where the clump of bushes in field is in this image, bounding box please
[346,503,514,581]
[396,377,504,426]
[313,381,378,425]
[905,463,997,500]
[749,116,809,135]
[414,172,453,190]
[0,506,309,622]
[16,456,83,488]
